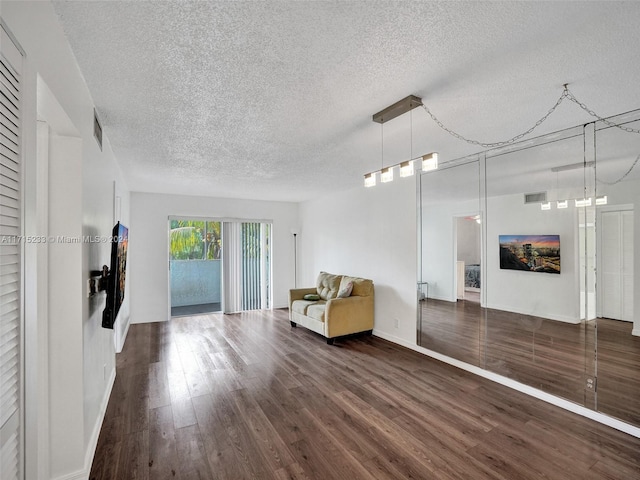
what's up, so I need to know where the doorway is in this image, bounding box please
[598,207,634,321]
[168,218,273,317]
[169,219,222,316]
[455,215,482,303]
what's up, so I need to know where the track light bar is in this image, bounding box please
[372,95,423,124]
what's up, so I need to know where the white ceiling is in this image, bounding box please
[50,1,640,202]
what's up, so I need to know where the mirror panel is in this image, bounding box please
[418,156,482,366]
[594,112,640,425]
[483,126,595,405]
[418,113,640,427]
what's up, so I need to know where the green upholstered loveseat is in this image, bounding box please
[288,271,374,344]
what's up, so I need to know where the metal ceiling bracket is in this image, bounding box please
[372,95,423,124]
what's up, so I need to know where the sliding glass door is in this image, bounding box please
[222,222,271,313]
[169,219,222,316]
[169,218,272,316]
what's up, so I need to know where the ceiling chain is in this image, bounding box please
[422,90,568,148]
[564,87,640,134]
[597,152,640,185]
[421,85,640,183]
[422,85,640,149]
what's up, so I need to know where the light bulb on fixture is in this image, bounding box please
[540,202,551,211]
[399,160,414,177]
[575,198,592,207]
[595,195,608,205]
[380,167,394,183]
[422,152,439,171]
[556,200,568,209]
[364,172,377,188]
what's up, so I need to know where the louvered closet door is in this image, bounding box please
[0,23,23,480]
[600,210,634,321]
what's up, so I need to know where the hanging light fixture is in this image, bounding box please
[399,160,414,177]
[595,195,608,205]
[380,166,394,183]
[421,152,439,171]
[364,172,376,187]
[400,108,416,178]
[557,200,568,209]
[364,95,439,187]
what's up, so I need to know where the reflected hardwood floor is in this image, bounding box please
[90,308,640,479]
[420,298,640,426]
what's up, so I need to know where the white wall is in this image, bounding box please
[457,217,481,266]
[422,198,478,302]
[485,193,580,323]
[422,192,580,323]
[47,135,85,476]
[3,2,130,479]
[298,179,417,344]
[129,192,298,324]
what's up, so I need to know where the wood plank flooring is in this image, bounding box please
[420,298,640,426]
[90,308,640,479]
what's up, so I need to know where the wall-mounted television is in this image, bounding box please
[499,234,560,274]
[102,222,128,329]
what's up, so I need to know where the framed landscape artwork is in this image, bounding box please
[499,234,560,274]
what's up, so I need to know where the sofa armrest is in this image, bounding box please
[288,287,318,309]
[325,295,374,338]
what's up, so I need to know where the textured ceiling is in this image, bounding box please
[51,1,640,202]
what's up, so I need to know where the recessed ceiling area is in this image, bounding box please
[50,1,640,202]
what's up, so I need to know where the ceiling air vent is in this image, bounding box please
[524,192,547,204]
[93,108,102,151]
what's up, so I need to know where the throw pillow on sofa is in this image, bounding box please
[337,281,353,298]
[316,271,342,300]
[303,293,320,301]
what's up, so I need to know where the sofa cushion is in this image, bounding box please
[292,299,324,316]
[316,271,342,300]
[306,303,326,322]
[340,276,373,297]
[337,280,353,298]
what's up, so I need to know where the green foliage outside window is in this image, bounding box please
[170,220,221,260]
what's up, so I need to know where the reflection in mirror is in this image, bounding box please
[418,156,482,367]
[483,126,595,405]
[594,112,640,426]
[418,113,640,429]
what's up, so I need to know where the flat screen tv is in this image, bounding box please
[102,222,129,329]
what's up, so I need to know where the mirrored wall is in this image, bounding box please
[418,110,640,427]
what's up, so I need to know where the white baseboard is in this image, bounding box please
[131,316,167,324]
[633,326,640,337]
[51,468,86,480]
[372,329,409,347]
[484,302,581,324]
[372,329,640,439]
[52,367,117,480]
[116,318,130,353]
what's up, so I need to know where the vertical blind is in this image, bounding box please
[0,23,23,480]
[222,222,271,313]
[222,222,243,313]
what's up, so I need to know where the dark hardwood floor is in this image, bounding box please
[420,298,640,426]
[90,308,640,479]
